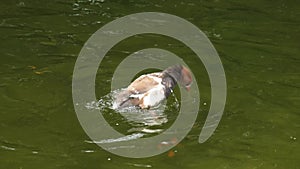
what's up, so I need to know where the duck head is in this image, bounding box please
[180,66,193,91]
[163,65,193,91]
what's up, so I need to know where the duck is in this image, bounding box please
[113,65,192,109]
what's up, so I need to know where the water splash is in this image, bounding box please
[85,89,180,138]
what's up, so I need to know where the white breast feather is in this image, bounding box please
[142,84,166,108]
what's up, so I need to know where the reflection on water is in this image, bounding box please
[84,89,180,150]
[85,88,179,136]
[85,133,144,144]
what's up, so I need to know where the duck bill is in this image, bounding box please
[185,86,191,91]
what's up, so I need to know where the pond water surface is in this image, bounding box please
[0,0,299,169]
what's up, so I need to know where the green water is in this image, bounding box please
[1,0,299,168]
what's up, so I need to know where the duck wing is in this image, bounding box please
[113,73,163,109]
[127,73,162,94]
